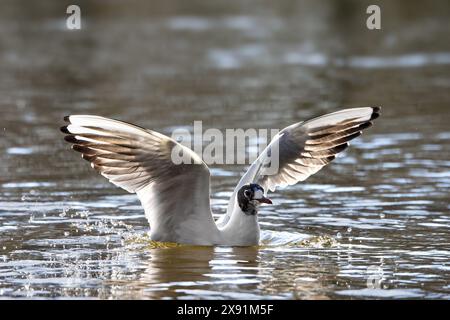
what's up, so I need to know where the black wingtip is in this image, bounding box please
[359,121,373,130]
[334,143,349,153]
[72,144,90,154]
[60,126,70,134]
[63,115,71,122]
[370,107,381,120]
[346,131,362,141]
[64,135,78,143]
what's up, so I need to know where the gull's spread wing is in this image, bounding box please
[220,107,380,226]
[61,115,218,244]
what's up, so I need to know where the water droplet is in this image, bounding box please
[379,213,385,219]
[64,232,70,237]
[59,208,68,217]
[336,232,342,239]
[347,227,352,233]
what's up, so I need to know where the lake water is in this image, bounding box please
[0,0,449,299]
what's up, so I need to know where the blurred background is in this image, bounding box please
[0,0,449,299]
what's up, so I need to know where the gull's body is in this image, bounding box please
[61,107,380,246]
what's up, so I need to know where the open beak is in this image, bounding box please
[258,196,272,205]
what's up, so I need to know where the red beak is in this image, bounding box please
[258,196,272,205]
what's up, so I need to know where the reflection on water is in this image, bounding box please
[0,0,449,299]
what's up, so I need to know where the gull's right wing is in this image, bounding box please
[61,115,218,244]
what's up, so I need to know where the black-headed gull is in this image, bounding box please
[61,107,380,246]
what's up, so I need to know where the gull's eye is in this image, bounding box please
[244,190,252,198]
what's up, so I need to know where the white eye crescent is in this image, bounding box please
[244,190,252,198]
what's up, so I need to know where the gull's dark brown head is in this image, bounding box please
[237,184,272,216]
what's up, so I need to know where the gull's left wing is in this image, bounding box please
[219,107,380,226]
